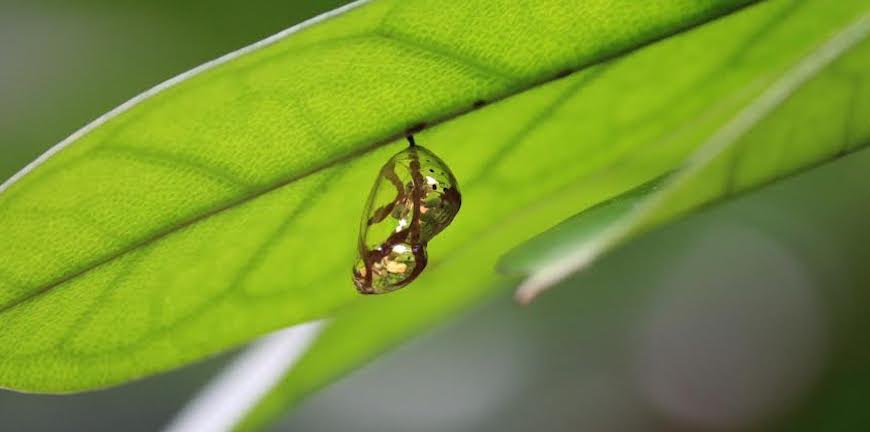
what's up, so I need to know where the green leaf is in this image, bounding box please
[0,0,755,391]
[498,175,669,275]
[232,1,870,429]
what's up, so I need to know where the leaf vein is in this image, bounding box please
[464,64,610,188]
[100,146,251,190]
[373,30,517,81]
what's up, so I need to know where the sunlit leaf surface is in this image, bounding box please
[0,0,755,391]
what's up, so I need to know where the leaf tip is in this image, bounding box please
[513,273,555,305]
[513,284,538,306]
[513,243,603,303]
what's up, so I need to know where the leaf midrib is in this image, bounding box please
[0,1,762,314]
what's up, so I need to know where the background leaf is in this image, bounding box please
[0,0,753,391]
[231,1,870,429]
[512,10,870,302]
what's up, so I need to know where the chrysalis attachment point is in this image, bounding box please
[352,139,461,294]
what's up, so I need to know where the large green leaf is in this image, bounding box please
[0,0,754,391]
[231,1,870,429]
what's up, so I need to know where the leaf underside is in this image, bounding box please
[0,0,762,392]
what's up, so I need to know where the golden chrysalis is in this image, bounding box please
[352,136,461,294]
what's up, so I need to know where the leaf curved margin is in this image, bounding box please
[0,0,372,196]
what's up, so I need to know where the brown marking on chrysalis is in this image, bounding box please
[365,160,405,226]
[356,147,427,293]
[353,141,460,294]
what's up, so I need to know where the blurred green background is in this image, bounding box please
[2,1,869,430]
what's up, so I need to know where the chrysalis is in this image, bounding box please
[352,136,461,294]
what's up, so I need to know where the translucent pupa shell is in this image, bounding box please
[352,142,461,294]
